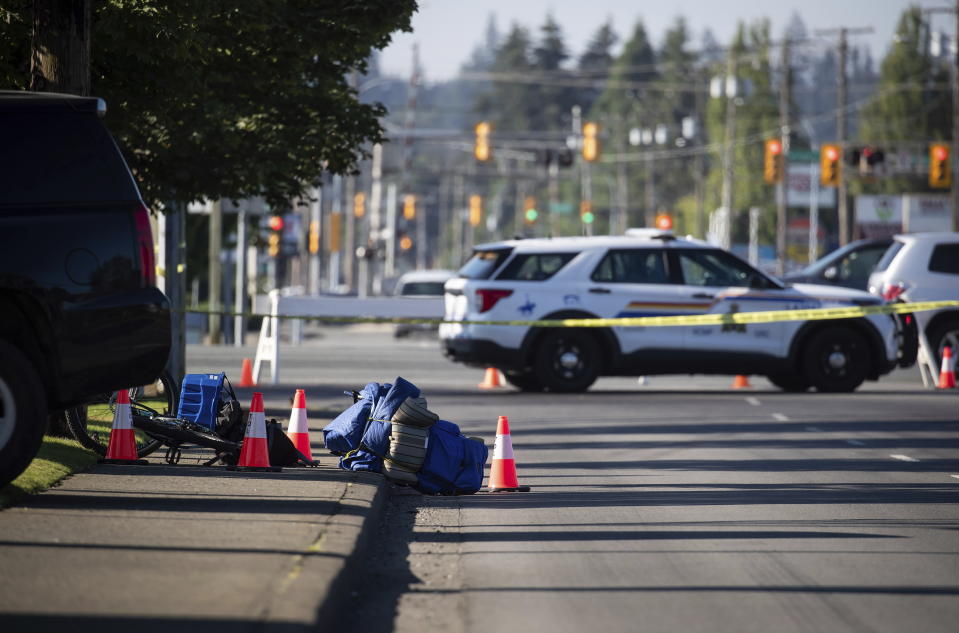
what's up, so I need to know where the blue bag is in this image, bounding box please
[415,420,489,495]
[322,382,388,455]
[331,377,420,473]
[177,372,232,431]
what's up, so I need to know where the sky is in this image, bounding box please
[379,0,955,82]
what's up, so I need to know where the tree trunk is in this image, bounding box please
[30,0,91,95]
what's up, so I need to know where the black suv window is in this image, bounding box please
[676,249,773,288]
[497,252,576,281]
[929,243,959,274]
[458,248,512,279]
[591,249,669,284]
[0,111,138,205]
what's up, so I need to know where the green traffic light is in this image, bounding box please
[581,212,595,224]
[525,208,538,222]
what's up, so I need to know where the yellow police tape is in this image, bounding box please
[184,300,959,328]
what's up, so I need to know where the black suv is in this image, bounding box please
[0,91,171,486]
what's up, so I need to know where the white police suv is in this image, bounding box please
[440,230,915,393]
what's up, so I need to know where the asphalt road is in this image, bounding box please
[301,327,959,633]
[1,324,956,633]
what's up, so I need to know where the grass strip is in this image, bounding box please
[0,436,97,509]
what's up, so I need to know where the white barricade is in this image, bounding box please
[252,289,445,384]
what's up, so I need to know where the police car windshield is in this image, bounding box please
[458,248,513,279]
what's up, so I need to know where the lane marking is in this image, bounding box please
[847,440,866,446]
[890,454,920,462]
[805,426,823,432]
[951,475,959,480]
[745,397,761,407]
[772,413,789,422]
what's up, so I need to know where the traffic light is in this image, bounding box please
[820,144,841,187]
[582,122,599,162]
[399,234,413,251]
[267,215,283,257]
[403,194,416,220]
[353,192,366,218]
[763,138,783,184]
[859,146,885,175]
[469,194,482,227]
[655,213,673,230]
[309,220,320,254]
[523,196,538,224]
[474,121,491,161]
[579,200,594,225]
[929,143,951,189]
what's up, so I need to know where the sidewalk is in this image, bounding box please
[0,431,386,632]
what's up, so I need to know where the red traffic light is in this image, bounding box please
[933,145,949,162]
[824,146,839,162]
[767,140,782,155]
[268,215,284,231]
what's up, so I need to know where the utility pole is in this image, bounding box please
[694,73,707,239]
[369,143,383,294]
[776,39,791,276]
[837,29,849,246]
[720,49,738,250]
[208,199,222,343]
[816,26,872,245]
[157,204,186,384]
[400,44,423,270]
[234,208,247,347]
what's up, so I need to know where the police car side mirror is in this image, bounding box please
[823,266,838,281]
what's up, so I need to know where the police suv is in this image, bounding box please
[439,230,915,393]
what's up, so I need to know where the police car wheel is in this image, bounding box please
[534,330,600,393]
[801,326,869,393]
[503,370,544,392]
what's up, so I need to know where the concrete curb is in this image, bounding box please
[285,470,390,630]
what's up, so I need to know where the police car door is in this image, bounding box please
[670,248,786,356]
[588,248,688,355]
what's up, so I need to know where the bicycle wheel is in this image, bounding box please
[66,371,177,458]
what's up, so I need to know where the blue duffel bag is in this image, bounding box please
[414,420,488,495]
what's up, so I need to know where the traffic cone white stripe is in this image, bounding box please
[287,407,308,434]
[244,410,268,439]
[112,400,133,430]
[493,434,514,460]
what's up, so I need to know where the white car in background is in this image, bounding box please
[440,231,915,393]
[868,232,959,367]
[393,269,455,338]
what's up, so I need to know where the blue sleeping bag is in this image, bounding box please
[322,381,388,455]
[324,377,489,493]
[415,420,488,495]
[328,377,420,473]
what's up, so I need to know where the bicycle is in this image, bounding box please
[65,371,178,458]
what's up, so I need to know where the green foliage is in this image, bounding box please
[858,6,952,194]
[705,20,780,243]
[0,0,417,209]
[0,436,98,508]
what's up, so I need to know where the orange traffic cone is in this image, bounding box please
[238,358,255,387]
[228,392,281,472]
[487,415,530,492]
[732,374,752,389]
[286,389,314,462]
[478,367,504,389]
[938,346,956,389]
[100,390,148,464]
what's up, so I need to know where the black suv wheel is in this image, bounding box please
[0,340,49,487]
[801,326,869,393]
[533,330,600,393]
